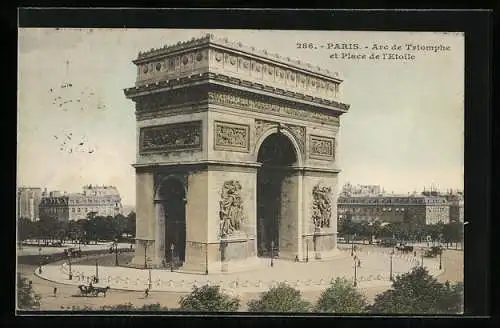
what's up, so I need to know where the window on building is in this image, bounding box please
[72,208,75,212]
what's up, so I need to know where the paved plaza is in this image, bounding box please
[18,246,462,311]
[35,247,442,295]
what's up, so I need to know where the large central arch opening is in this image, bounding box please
[256,132,298,257]
[158,178,186,266]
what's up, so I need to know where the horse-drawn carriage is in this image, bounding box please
[396,244,414,253]
[424,246,443,258]
[78,284,110,297]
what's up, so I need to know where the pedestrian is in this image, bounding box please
[53,287,57,297]
[358,259,361,268]
[144,288,149,298]
[414,251,417,257]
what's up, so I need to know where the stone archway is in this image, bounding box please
[125,34,349,272]
[154,176,187,267]
[256,131,300,258]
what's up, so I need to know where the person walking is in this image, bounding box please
[53,287,57,297]
[358,259,361,268]
[144,288,149,298]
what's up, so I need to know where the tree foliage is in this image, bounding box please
[369,267,463,314]
[179,284,240,312]
[18,213,136,244]
[247,283,311,312]
[315,277,368,313]
[338,218,462,245]
[17,273,41,310]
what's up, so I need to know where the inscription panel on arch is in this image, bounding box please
[214,121,250,152]
[139,120,202,154]
[309,135,335,160]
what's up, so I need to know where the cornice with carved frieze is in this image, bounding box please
[124,72,349,113]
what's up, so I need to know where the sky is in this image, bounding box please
[17,29,464,206]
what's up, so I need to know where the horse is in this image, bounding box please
[78,284,93,296]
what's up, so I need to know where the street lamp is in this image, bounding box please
[38,247,42,274]
[389,251,394,281]
[205,243,209,275]
[148,266,152,291]
[270,240,275,267]
[306,239,309,263]
[68,253,72,280]
[351,238,354,256]
[353,255,358,287]
[421,251,424,268]
[439,247,443,270]
[114,239,119,266]
[170,243,175,272]
[95,259,99,283]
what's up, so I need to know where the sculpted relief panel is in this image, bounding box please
[309,135,335,160]
[214,121,250,152]
[312,183,333,229]
[137,49,209,85]
[219,180,246,239]
[255,119,306,155]
[139,121,202,154]
[209,48,340,99]
[208,91,339,125]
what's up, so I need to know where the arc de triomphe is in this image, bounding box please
[124,34,350,273]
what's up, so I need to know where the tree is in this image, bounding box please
[315,278,368,313]
[179,285,240,312]
[125,211,136,237]
[139,303,170,311]
[17,273,41,310]
[18,217,33,243]
[101,303,135,311]
[247,283,311,312]
[369,267,463,314]
[442,222,463,247]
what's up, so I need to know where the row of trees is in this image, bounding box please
[338,218,463,245]
[18,212,136,245]
[20,267,462,314]
[181,267,463,313]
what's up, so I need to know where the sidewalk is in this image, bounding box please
[35,248,443,295]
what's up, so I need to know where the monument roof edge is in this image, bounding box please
[134,33,343,82]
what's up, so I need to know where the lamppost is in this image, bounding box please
[439,247,443,270]
[389,251,394,281]
[353,255,358,287]
[148,265,152,291]
[38,247,42,274]
[306,239,309,263]
[421,251,424,268]
[137,239,153,269]
[114,239,119,266]
[68,253,72,280]
[170,243,175,272]
[205,242,209,275]
[271,240,277,267]
[351,237,354,256]
[95,259,99,283]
